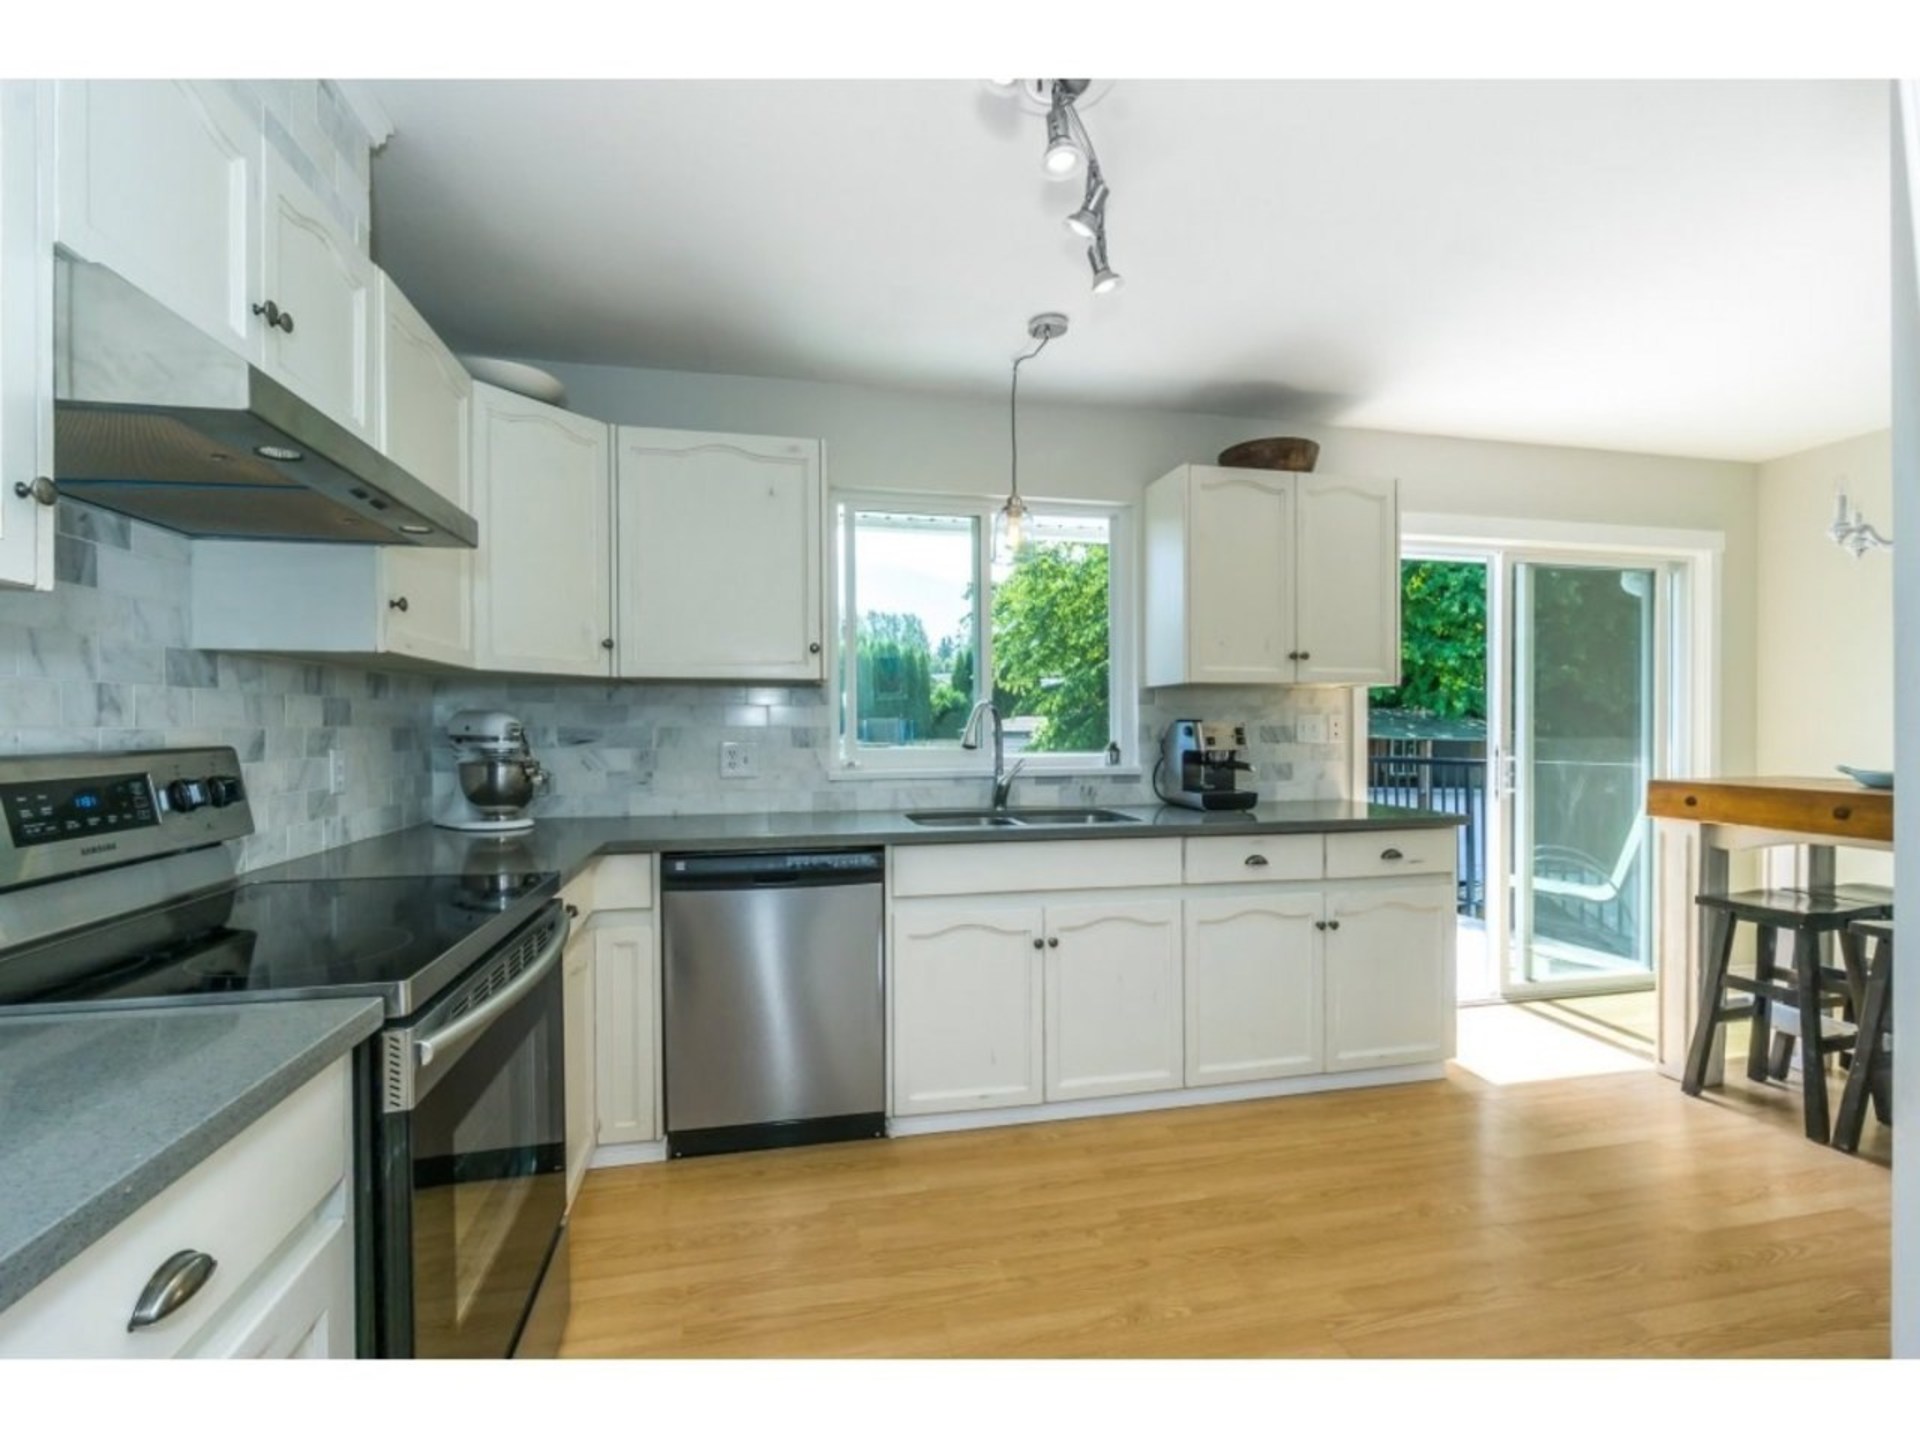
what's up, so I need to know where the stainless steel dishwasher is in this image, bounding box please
[661,849,886,1158]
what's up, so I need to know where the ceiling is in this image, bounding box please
[361,79,1889,463]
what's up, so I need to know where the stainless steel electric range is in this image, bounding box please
[0,747,571,1359]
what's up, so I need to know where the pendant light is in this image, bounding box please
[1002,313,1069,558]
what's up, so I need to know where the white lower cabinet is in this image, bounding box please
[593,916,660,1146]
[0,1058,353,1358]
[1324,879,1455,1071]
[1183,889,1325,1086]
[562,919,598,1202]
[891,902,1045,1116]
[1044,899,1182,1102]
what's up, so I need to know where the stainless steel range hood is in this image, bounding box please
[52,260,477,548]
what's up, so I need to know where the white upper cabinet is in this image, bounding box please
[614,427,824,681]
[1144,463,1399,687]
[258,147,376,443]
[1293,474,1399,684]
[376,275,472,666]
[1,82,54,592]
[471,380,613,676]
[53,81,257,359]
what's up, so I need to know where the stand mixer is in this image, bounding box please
[436,710,548,833]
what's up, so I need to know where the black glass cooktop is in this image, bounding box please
[0,872,559,1019]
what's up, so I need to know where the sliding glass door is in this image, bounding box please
[1499,558,1666,998]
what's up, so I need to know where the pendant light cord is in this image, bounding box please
[1009,330,1054,507]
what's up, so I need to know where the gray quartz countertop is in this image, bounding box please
[259,802,1463,886]
[0,998,382,1315]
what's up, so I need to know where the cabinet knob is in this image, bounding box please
[601,638,616,651]
[1315,920,1328,931]
[12,476,57,507]
[388,596,410,612]
[1032,937,1044,950]
[127,1250,217,1332]
[565,903,580,919]
[1298,651,1311,662]
[1286,650,1300,661]
[1046,936,1059,948]
[1833,806,1853,822]
[1244,854,1269,868]
[1381,847,1404,861]
[809,641,822,655]
[1328,919,1341,931]
[252,299,295,333]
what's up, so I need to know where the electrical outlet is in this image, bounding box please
[328,749,347,795]
[719,741,758,779]
[1326,710,1347,745]
[1296,714,1329,744]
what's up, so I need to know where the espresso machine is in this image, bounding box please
[1159,720,1258,811]
[436,710,548,833]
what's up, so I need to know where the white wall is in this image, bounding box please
[546,360,1762,773]
[1753,429,1894,884]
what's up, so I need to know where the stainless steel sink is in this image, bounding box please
[904,811,1023,828]
[904,808,1140,828]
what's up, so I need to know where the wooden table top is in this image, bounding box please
[1646,776,1892,846]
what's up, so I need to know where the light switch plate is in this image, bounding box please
[720,741,758,779]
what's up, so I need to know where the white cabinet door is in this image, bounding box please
[53,80,258,359]
[1294,473,1399,684]
[1043,899,1183,1102]
[615,427,823,680]
[1324,879,1454,1071]
[180,1213,353,1359]
[593,917,659,1145]
[1184,889,1324,1086]
[1183,466,1295,684]
[891,902,1045,1116]
[377,275,472,666]
[259,147,375,443]
[471,381,613,676]
[1,82,53,592]
[563,923,597,1201]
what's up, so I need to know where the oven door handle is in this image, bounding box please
[415,907,570,1074]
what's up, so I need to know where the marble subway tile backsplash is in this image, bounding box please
[0,504,435,872]
[433,678,1352,819]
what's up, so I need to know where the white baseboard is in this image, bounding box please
[588,1139,668,1169]
[886,1062,1447,1138]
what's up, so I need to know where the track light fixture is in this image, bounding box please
[1828,483,1893,557]
[1004,80,1124,297]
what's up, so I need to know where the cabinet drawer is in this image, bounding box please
[0,1059,349,1358]
[891,839,1182,898]
[1325,828,1454,880]
[1183,834,1323,885]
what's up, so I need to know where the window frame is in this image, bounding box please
[830,489,1138,781]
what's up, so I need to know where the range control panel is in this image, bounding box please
[0,748,254,893]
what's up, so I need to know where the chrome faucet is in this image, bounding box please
[961,700,1029,811]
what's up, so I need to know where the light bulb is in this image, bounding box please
[1065,181,1107,239]
[1000,494,1028,553]
[1088,238,1122,295]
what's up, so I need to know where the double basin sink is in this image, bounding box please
[905,808,1141,829]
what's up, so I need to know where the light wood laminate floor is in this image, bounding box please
[559,1033,1889,1358]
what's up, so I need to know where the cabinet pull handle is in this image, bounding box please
[1381,847,1404,861]
[128,1250,217,1332]
[13,476,57,507]
[388,596,410,612]
[1047,936,1059,948]
[1244,854,1269,867]
[809,641,822,655]
[252,299,295,333]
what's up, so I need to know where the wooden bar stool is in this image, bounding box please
[1832,918,1893,1154]
[1680,888,1892,1143]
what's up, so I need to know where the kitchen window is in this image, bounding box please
[832,495,1135,777]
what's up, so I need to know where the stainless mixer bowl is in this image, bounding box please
[458,758,540,816]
